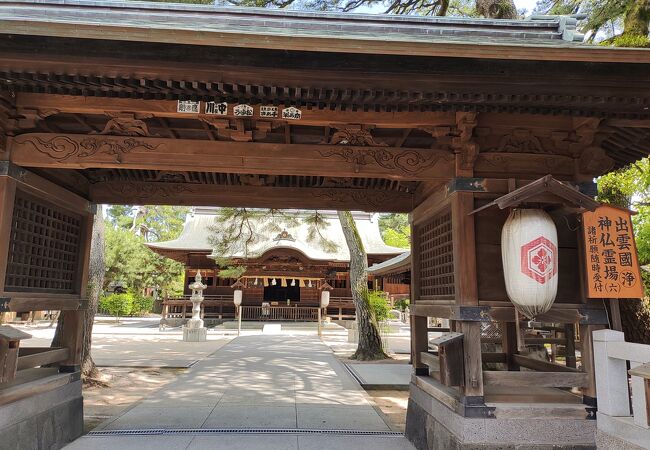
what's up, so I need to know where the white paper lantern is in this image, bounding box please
[501,209,558,319]
[320,290,330,308]
[233,289,243,307]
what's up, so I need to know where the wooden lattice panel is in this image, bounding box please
[4,191,82,293]
[419,208,454,300]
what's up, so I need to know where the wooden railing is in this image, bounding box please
[1,346,69,385]
[16,347,69,371]
[162,296,357,321]
[241,306,319,321]
[326,296,356,320]
[162,295,235,320]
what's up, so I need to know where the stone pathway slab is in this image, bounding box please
[66,334,414,449]
[346,363,412,390]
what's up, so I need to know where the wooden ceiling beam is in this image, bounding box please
[10,132,455,181]
[89,181,413,213]
[15,93,456,128]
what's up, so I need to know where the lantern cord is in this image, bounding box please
[562,215,580,232]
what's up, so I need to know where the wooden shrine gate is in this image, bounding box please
[1,2,650,449]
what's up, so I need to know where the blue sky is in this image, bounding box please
[515,0,538,15]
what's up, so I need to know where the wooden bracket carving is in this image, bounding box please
[327,125,387,147]
[199,117,281,142]
[550,118,602,157]
[452,112,479,171]
[97,112,153,137]
[578,146,614,177]
[15,108,59,130]
[493,128,548,154]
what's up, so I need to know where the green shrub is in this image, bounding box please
[100,293,134,321]
[368,290,391,322]
[394,298,410,311]
[131,295,154,316]
[602,35,650,49]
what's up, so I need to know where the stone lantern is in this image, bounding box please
[183,270,207,342]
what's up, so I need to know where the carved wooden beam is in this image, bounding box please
[89,181,413,212]
[10,133,455,181]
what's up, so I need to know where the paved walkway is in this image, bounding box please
[66,335,414,449]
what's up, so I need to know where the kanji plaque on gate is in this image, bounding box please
[582,204,643,298]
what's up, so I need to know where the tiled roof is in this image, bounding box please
[147,208,406,262]
[0,0,584,49]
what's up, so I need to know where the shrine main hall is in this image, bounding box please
[0,1,650,450]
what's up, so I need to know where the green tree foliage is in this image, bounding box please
[368,290,391,321]
[597,159,650,345]
[535,0,649,46]
[379,213,411,248]
[104,205,188,296]
[100,293,134,322]
[107,205,189,241]
[99,292,155,322]
[598,158,650,264]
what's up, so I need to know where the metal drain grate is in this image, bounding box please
[88,428,404,437]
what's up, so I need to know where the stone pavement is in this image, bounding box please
[17,318,232,368]
[65,335,414,449]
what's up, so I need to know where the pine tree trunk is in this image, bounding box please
[476,0,518,19]
[619,297,650,344]
[623,0,650,38]
[52,208,105,379]
[337,211,386,360]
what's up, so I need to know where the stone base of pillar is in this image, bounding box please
[405,380,596,450]
[0,372,83,450]
[183,327,207,342]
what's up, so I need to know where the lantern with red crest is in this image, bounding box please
[501,209,559,319]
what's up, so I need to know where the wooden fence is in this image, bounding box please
[162,295,356,321]
[241,306,319,321]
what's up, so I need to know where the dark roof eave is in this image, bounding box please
[2,0,650,64]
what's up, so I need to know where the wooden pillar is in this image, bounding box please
[459,321,483,398]
[60,210,94,373]
[410,213,429,375]
[58,311,84,372]
[580,324,605,408]
[412,315,429,375]
[565,323,577,369]
[501,322,520,370]
[0,174,17,292]
[451,191,484,400]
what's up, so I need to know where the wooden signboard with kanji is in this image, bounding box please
[582,204,644,299]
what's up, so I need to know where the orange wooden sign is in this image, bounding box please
[582,204,644,298]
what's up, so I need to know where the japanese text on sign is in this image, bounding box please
[582,204,643,298]
[260,106,278,118]
[234,104,254,117]
[281,107,302,120]
[205,102,228,115]
[177,100,200,113]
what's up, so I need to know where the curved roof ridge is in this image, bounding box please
[147,209,405,262]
